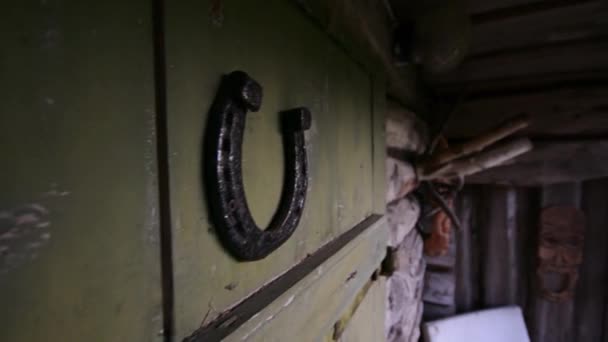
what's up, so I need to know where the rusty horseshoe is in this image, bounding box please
[205,71,311,261]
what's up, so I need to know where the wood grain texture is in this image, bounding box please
[446,84,608,138]
[468,0,551,15]
[449,181,608,341]
[338,277,386,342]
[372,75,387,214]
[480,187,515,305]
[446,87,608,138]
[469,1,608,54]
[432,40,608,84]
[605,299,608,342]
[0,0,162,341]
[477,187,534,308]
[428,0,608,186]
[223,217,388,341]
[435,70,608,97]
[454,188,477,312]
[528,183,580,342]
[299,0,427,109]
[465,141,608,186]
[445,92,608,183]
[163,1,382,338]
[574,179,608,342]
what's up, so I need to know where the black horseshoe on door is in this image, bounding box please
[205,71,311,261]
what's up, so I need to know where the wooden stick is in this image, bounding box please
[424,182,462,231]
[433,137,533,179]
[417,163,452,182]
[428,114,530,167]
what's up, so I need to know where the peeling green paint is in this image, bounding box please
[164,0,384,339]
[0,0,162,341]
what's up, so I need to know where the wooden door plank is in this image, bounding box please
[222,217,387,341]
[454,188,477,312]
[574,179,608,342]
[371,75,387,214]
[300,0,424,108]
[0,1,162,341]
[337,277,387,342]
[163,1,381,338]
[478,187,520,306]
[479,187,536,308]
[528,183,581,342]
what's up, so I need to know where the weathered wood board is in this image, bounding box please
[574,179,608,342]
[447,87,608,138]
[444,86,608,185]
[300,0,426,109]
[454,188,478,312]
[163,1,384,339]
[479,188,525,307]
[0,0,162,341]
[527,183,581,342]
[468,0,548,15]
[338,277,387,342]
[448,179,608,341]
[466,141,608,186]
[431,38,608,85]
[224,217,387,341]
[469,1,607,55]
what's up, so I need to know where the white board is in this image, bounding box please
[422,306,530,342]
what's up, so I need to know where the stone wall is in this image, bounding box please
[384,100,428,342]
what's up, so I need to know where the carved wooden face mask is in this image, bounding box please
[537,206,586,302]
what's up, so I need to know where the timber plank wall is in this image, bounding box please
[423,178,608,342]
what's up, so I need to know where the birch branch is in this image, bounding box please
[427,114,530,168]
[433,137,533,179]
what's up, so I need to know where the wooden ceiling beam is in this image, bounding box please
[429,40,608,85]
[465,141,608,186]
[471,0,599,25]
[445,86,608,138]
[433,70,608,98]
[468,36,608,61]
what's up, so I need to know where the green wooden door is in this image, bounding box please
[0,1,386,341]
[163,1,385,340]
[0,0,162,341]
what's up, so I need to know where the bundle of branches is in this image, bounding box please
[419,114,532,182]
[414,114,533,253]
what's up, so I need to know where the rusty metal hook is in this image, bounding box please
[205,71,311,261]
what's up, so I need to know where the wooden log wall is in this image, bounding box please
[423,178,608,342]
[429,0,608,186]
